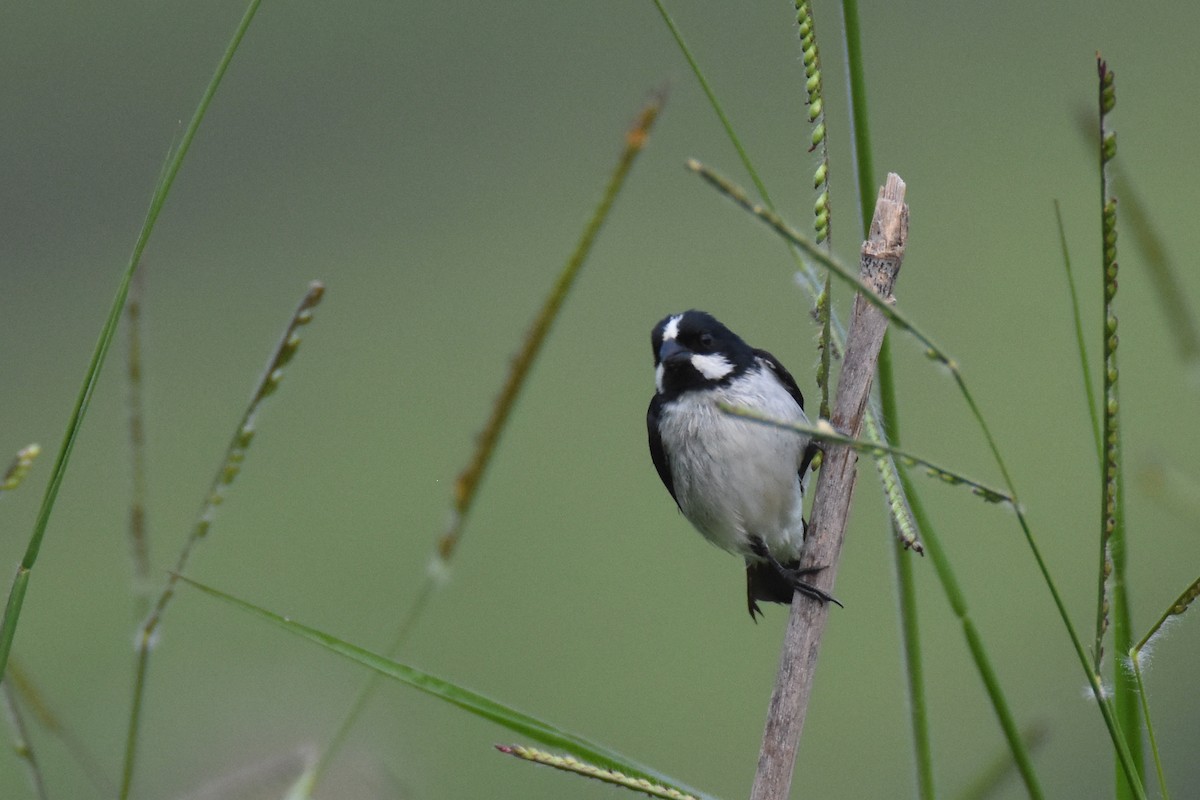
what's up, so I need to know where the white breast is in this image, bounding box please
[658,369,811,562]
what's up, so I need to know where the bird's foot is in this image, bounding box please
[748,536,843,608]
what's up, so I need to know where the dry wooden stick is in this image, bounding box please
[750,173,909,800]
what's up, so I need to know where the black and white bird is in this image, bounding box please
[646,310,840,620]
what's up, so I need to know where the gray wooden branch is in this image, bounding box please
[750,173,909,800]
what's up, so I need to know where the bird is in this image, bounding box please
[646,310,840,620]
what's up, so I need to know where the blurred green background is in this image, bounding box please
[2,2,1198,798]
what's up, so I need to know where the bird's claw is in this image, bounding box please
[748,535,843,608]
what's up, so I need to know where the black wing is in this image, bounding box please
[752,347,818,480]
[752,348,805,410]
[646,394,680,509]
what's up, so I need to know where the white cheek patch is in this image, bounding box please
[690,353,734,381]
[655,363,665,394]
[662,314,682,342]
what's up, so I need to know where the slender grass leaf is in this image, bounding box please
[178,575,715,800]
[0,0,264,681]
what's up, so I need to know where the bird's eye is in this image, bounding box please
[699,332,714,349]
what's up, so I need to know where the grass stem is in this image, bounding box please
[0,0,264,683]
[119,282,323,799]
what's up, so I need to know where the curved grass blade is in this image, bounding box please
[120,281,324,799]
[0,0,265,682]
[177,575,716,800]
[496,745,700,800]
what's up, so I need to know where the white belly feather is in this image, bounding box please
[658,374,810,562]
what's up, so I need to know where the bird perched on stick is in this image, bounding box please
[646,310,840,620]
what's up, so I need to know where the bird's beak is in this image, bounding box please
[658,339,690,364]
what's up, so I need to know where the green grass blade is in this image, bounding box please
[178,575,717,800]
[650,0,772,209]
[839,0,877,236]
[0,0,264,682]
[1128,659,1168,800]
[949,372,1145,799]
[909,485,1044,800]
[892,537,934,799]
[836,17,935,789]
[1053,201,1103,466]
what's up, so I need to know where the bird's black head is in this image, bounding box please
[651,310,755,398]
